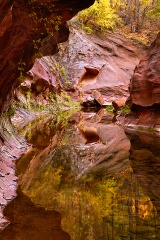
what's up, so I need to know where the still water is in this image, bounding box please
[1,109,160,240]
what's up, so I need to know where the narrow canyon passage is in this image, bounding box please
[0,1,160,239]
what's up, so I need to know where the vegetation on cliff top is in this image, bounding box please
[78,0,160,44]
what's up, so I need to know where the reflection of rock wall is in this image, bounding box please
[19,110,131,193]
[14,111,160,239]
[0,190,71,240]
[116,108,160,135]
[128,131,160,204]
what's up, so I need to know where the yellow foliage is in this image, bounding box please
[78,0,119,32]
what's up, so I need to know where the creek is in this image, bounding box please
[0,108,160,240]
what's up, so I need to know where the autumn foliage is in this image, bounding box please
[77,0,160,37]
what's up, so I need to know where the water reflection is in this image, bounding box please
[0,189,71,240]
[1,109,160,239]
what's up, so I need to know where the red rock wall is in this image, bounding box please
[0,0,94,112]
[129,32,160,108]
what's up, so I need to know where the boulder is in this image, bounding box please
[81,90,105,107]
[112,97,127,111]
[81,96,99,107]
[91,90,105,105]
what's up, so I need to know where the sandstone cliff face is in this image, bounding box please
[0,0,94,112]
[13,26,144,111]
[53,25,144,104]
[129,32,160,108]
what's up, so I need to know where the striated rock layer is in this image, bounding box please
[0,116,28,229]
[0,0,94,112]
[128,32,160,108]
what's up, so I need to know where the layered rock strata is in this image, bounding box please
[0,117,28,229]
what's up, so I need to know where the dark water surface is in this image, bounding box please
[1,110,160,240]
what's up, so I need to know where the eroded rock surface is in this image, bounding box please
[128,32,160,107]
[53,25,144,104]
[0,117,28,229]
[0,0,94,112]
[17,23,145,108]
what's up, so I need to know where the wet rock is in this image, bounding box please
[129,32,160,107]
[116,108,160,134]
[0,117,28,230]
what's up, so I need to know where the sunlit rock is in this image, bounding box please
[54,25,143,104]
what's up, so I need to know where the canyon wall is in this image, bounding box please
[0,0,95,231]
[128,32,160,108]
[0,0,94,112]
